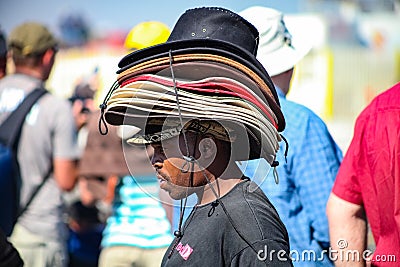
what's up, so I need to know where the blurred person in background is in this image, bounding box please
[96,21,173,267]
[66,110,114,267]
[0,26,24,267]
[0,22,80,267]
[239,6,343,266]
[79,115,172,267]
[66,201,105,267]
[0,27,7,79]
[327,82,400,267]
[63,70,100,206]
[68,81,97,151]
[64,81,101,267]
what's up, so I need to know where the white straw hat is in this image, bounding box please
[239,6,312,76]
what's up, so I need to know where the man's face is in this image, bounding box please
[151,133,209,200]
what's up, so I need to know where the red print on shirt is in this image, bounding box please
[175,242,193,260]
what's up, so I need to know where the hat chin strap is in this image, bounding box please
[168,140,197,259]
[173,130,199,240]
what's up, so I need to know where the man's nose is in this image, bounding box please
[151,152,164,167]
[152,161,163,170]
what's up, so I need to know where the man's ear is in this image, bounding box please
[42,48,55,65]
[198,136,217,160]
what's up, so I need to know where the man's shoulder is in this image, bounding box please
[32,90,73,123]
[368,82,400,113]
[226,180,281,222]
[357,82,400,123]
[281,98,326,126]
[41,92,71,109]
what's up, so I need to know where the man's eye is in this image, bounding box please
[160,147,168,154]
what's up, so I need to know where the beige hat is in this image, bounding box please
[8,22,58,56]
[239,6,312,76]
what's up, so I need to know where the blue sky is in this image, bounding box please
[0,0,302,36]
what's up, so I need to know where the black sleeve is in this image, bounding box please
[230,239,293,267]
[0,228,24,267]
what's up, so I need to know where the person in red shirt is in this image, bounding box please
[326,82,400,266]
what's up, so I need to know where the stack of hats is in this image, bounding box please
[101,7,286,164]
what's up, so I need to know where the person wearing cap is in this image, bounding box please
[97,21,174,267]
[99,7,292,266]
[68,81,97,151]
[124,21,170,51]
[0,27,7,79]
[239,6,342,266]
[0,22,80,267]
[0,26,25,267]
[326,82,400,266]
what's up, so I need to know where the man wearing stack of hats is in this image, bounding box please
[239,6,343,266]
[99,7,292,266]
[0,22,79,267]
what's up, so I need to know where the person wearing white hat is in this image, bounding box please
[239,6,343,266]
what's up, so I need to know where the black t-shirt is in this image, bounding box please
[162,178,293,266]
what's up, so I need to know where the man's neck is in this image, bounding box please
[196,177,242,205]
[15,66,42,80]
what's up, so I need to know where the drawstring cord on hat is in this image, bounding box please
[168,49,196,240]
[166,51,254,258]
[271,160,280,184]
[167,131,198,259]
[167,49,272,263]
[168,48,193,239]
[167,51,202,258]
[167,157,196,259]
[270,134,289,184]
[272,134,289,184]
[169,50,190,158]
[98,80,120,135]
[168,51,259,256]
[280,134,289,162]
[174,134,197,239]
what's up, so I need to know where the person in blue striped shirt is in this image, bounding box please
[99,149,174,267]
[74,110,173,267]
[239,6,343,266]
